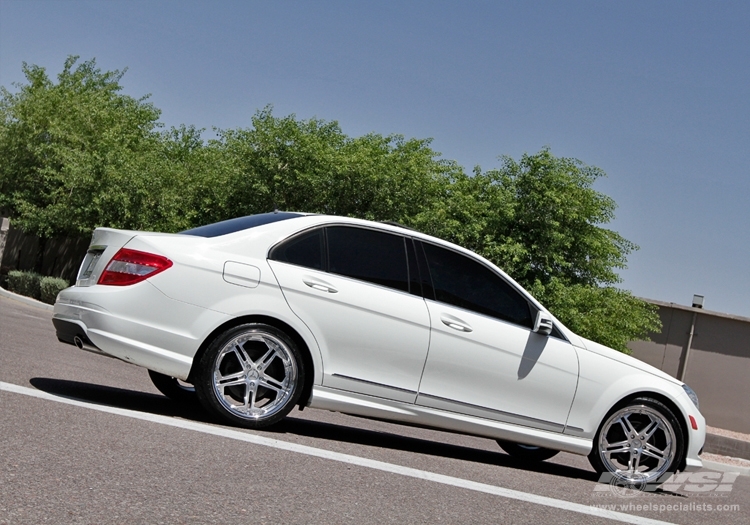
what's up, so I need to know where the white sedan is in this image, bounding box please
[52,212,705,486]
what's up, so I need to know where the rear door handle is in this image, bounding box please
[303,279,338,294]
[440,314,473,332]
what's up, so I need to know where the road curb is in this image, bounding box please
[704,433,750,461]
[700,459,750,477]
[0,286,54,311]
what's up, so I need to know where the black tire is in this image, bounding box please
[589,397,684,487]
[496,440,560,462]
[148,369,197,403]
[195,323,304,429]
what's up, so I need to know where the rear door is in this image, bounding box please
[268,225,430,403]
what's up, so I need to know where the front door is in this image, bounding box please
[415,241,579,431]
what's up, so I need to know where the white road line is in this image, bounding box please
[0,381,675,525]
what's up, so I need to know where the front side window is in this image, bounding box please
[421,242,533,328]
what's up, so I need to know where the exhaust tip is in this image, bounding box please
[73,336,84,350]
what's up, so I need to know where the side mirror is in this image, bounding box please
[533,311,553,336]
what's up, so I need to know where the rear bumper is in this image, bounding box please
[52,281,229,380]
[52,317,98,348]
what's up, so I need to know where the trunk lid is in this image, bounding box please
[75,228,177,287]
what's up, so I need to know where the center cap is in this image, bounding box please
[248,370,260,380]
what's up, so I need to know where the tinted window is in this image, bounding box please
[181,212,303,238]
[327,226,409,292]
[270,228,324,270]
[421,242,533,328]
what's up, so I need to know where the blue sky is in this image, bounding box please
[1,1,749,315]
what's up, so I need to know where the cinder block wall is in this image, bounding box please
[629,300,750,434]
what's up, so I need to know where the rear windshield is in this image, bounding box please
[180,212,303,238]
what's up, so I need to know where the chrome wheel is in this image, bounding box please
[595,402,678,485]
[209,327,299,422]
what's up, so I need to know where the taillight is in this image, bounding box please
[98,248,173,286]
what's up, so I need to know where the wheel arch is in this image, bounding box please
[602,390,690,472]
[187,315,316,409]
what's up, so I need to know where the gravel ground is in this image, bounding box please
[701,452,750,468]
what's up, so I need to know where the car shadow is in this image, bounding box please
[29,377,213,423]
[272,414,599,482]
[30,377,598,483]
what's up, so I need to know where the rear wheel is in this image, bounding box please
[148,370,196,403]
[589,397,684,486]
[496,440,559,462]
[195,323,304,429]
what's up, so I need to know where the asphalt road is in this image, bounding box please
[1,293,748,525]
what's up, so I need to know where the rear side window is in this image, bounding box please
[269,228,324,270]
[421,242,533,328]
[327,226,409,293]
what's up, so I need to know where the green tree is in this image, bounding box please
[205,107,457,224]
[0,56,166,262]
[0,57,658,351]
[410,148,660,351]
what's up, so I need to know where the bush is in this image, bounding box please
[40,276,70,305]
[7,270,42,299]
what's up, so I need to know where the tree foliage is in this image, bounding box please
[209,107,458,222]
[0,57,660,351]
[408,149,661,350]
[0,57,164,237]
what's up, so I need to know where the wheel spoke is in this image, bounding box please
[217,370,246,385]
[243,381,257,410]
[641,419,660,440]
[255,347,277,372]
[620,415,638,438]
[236,344,254,369]
[220,378,246,390]
[625,449,642,472]
[643,443,667,461]
[259,377,284,392]
[604,440,631,455]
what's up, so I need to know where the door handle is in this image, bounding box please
[303,279,338,294]
[440,314,473,332]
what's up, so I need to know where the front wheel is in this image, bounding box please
[195,323,304,429]
[589,397,684,486]
[496,440,559,462]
